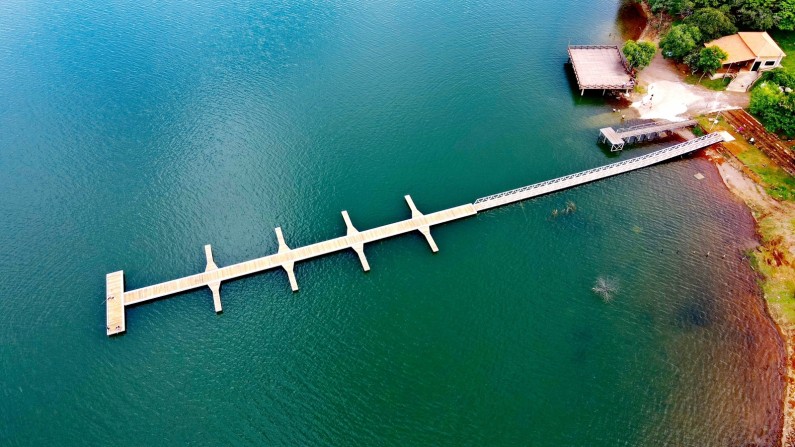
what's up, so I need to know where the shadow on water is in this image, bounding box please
[674,297,714,330]
[563,61,633,111]
[571,325,595,364]
[616,0,647,40]
[563,63,608,106]
[596,141,624,158]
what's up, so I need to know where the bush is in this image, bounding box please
[762,67,795,89]
[750,77,795,136]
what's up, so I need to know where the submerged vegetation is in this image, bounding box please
[592,276,619,303]
[550,201,578,219]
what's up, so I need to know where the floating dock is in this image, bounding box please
[107,133,726,335]
[599,119,698,151]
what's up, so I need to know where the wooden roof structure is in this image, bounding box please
[705,32,786,64]
[567,45,634,93]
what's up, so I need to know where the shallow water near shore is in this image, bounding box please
[0,1,785,445]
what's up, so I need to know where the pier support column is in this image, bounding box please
[418,227,439,252]
[341,211,370,272]
[204,245,222,313]
[404,195,439,253]
[275,227,299,292]
[106,271,126,336]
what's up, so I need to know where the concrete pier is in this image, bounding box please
[106,133,726,336]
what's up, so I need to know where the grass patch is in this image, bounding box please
[696,112,795,325]
[684,74,730,91]
[770,30,795,73]
[752,221,795,322]
[736,149,795,201]
[695,115,795,201]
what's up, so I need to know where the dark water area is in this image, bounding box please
[0,1,785,445]
[617,0,648,40]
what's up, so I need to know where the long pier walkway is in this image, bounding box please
[106,133,727,335]
[599,119,697,151]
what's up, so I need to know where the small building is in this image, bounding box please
[705,32,786,89]
[567,45,635,96]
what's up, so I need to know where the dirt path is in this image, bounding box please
[629,54,750,121]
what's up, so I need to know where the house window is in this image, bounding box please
[765,60,776,66]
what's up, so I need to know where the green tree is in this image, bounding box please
[779,0,795,30]
[695,46,728,80]
[684,7,737,41]
[648,0,794,31]
[764,68,795,89]
[660,25,702,60]
[651,0,694,15]
[751,81,795,136]
[683,51,701,73]
[692,0,725,7]
[738,4,778,29]
[622,40,657,70]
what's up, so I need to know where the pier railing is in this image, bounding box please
[473,133,723,210]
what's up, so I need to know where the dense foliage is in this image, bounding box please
[750,68,795,136]
[660,24,701,59]
[647,0,795,30]
[622,40,657,69]
[656,1,787,77]
[683,7,736,40]
[694,46,728,77]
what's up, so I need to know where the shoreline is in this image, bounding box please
[707,139,795,447]
[622,4,795,444]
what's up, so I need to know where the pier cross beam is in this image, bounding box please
[341,211,370,271]
[274,227,299,292]
[404,195,439,252]
[204,245,222,313]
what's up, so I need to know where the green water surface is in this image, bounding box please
[0,1,784,445]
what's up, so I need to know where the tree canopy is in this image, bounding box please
[782,0,795,30]
[622,40,657,70]
[660,25,701,60]
[764,67,795,89]
[694,46,728,78]
[684,7,737,40]
[750,71,795,136]
[648,0,795,30]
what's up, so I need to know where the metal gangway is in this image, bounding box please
[474,132,723,210]
[599,119,698,151]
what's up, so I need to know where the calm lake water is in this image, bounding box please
[0,1,785,445]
